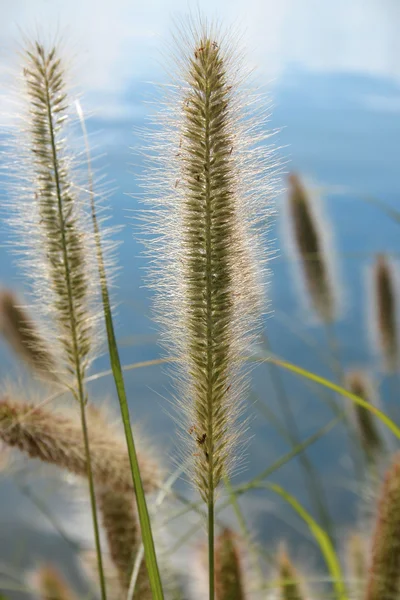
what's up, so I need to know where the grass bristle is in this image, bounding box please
[287,172,335,323]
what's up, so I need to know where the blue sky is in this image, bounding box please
[1,0,400,121]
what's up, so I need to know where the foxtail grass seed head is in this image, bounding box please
[98,488,151,597]
[4,40,99,387]
[142,20,276,502]
[365,453,400,600]
[0,396,161,494]
[345,370,383,464]
[30,564,78,600]
[370,254,399,372]
[287,173,336,323]
[277,545,306,600]
[0,289,57,379]
[215,528,246,600]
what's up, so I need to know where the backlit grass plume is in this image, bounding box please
[370,254,399,372]
[4,40,106,595]
[345,371,384,465]
[0,396,160,494]
[30,565,78,600]
[287,173,335,323]
[0,289,56,378]
[365,453,400,600]
[142,20,274,596]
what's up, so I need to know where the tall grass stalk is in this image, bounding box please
[144,20,273,598]
[6,41,106,598]
[75,100,164,599]
[371,254,399,372]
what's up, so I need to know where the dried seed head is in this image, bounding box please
[30,564,77,600]
[365,453,400,600]
[4,40,99,388]
[215,528,246,600]
[0,396,161,494]
[345,370,384,464]
[98,488,151,597]
[0,289,57,379]
[142,20,276,502]
[277,545,306,600]
[287,173,336,323]
[346,532,367,600]
[370,254,399,372]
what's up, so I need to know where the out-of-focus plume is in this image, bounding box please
[287,173,336,323]
[0,289,57,379]
[370,254,399,372]
[345,370,384,465]
[365,453,400,600]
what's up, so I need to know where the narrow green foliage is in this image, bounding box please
[277,546,305,600]
[262,482,347,600]
[345,371,383,465]
[214,529,246,600]
[75,101,165,599]
[287,173,335,323]
[261,356,400,440]
[366,453,400,600]
[372,254,399,372]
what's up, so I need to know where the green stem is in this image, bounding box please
[208,497,215,600]
[262,334,335,547]
[76,102,164,599]
[44,85,106,600]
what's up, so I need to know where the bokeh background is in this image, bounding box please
[0,0,399,595]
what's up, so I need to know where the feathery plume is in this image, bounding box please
[365,453,400,600]
[277,545,306,600]
[5,40,107,596]
[30,565,77,600]
[345,371,383,464]
[0,289,56,378]
[215,528,246,600]
[141,21,275,596]
[98,488,151,598]
[4,40,99,387]
[287,172,335,323]
[346,532,367,600]
[370,254,399,372]
[142,19,274,501]
[0,397,160,494]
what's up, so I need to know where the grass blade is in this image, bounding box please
[76,101,164,599]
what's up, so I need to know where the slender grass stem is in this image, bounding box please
[208,497,215,600]
[76,102,164,599]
